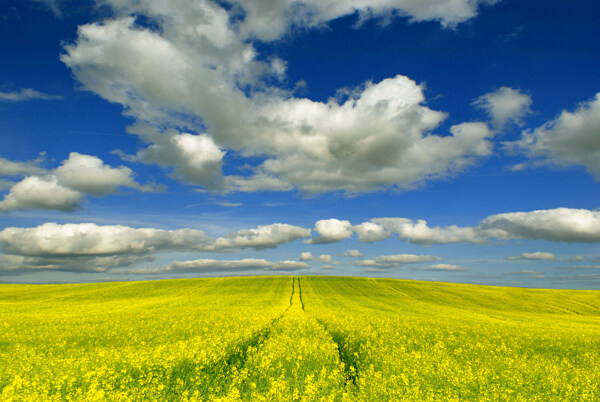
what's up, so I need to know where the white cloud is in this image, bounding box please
[0,154,46,177]
[479,208,600,243]
[373,208,600,245]
[0,153,158,212]
[56,152,156,196]
[510,93,600,178]
[473,86,532,127]
[343,249,364,257]
[208,223,311,251]
[120,258,310,275]
[566,256,585,262]
[409,264,468,271]
[304,208,600,246]
[232,0,500,41]
[318,254,332,263]
[0,88,62,102]
[372,217,484,244]
[300,252,314,261]
[62,2,496,195]
[125,125,225,190]
[0,222,210,256]
[306,219,354,244]
[0,175,83,212]
[507,252,556,261]
[560,265,600,270]
[505,270,545,278]
[356,253,441,268]
[353,222,390,242]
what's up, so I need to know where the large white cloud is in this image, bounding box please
[473,86,532,128]
[61,1,496,195]
[511,93,600,178]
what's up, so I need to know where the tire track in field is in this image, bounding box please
[168,278,297,395]
[297,277,360,389]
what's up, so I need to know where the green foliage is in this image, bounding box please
[1,276,599,400]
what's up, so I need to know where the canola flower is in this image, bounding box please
[0,276,599,400]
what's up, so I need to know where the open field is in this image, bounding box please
[1,276,599,400]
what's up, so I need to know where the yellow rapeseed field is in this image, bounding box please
[1,276,599,400]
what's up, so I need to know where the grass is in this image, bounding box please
[1,276,599,400]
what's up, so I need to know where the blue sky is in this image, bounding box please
[1,0,600,288]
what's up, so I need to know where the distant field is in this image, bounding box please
[1,276,599,400]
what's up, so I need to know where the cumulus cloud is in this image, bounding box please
[0,222,211,256]
[318,254,332,263]
[300,252,314,261]
[0,154,46,177]
[123,125,225,190]
[209,223,311,251]
[408,264,468,271]
[479,208,600,243]
[343,249,364,257]
[0,153,158,212]
[56,152,157,196]
[353,222,390,242]
[507,252,556,261]
[510,92,600,178]
[473,87,532,128]
[0,88,62,102]
[0,175,84,212]
[306,219,354,244]
[61,1,496,195]
[372,217,484,244]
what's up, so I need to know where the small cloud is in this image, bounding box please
[318,254,332,263]
[217,201,243,207]
[473,86,532,128]
[507,252,556,261]
[559,265,600,270]
[343,249,364,257]
[363,267,390,274]
[299,252,314,261]
[565,255,585,262]
[408,264,468,271]
[321,265,335,270]
[0,88,62,102]
[504,270,545,278]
